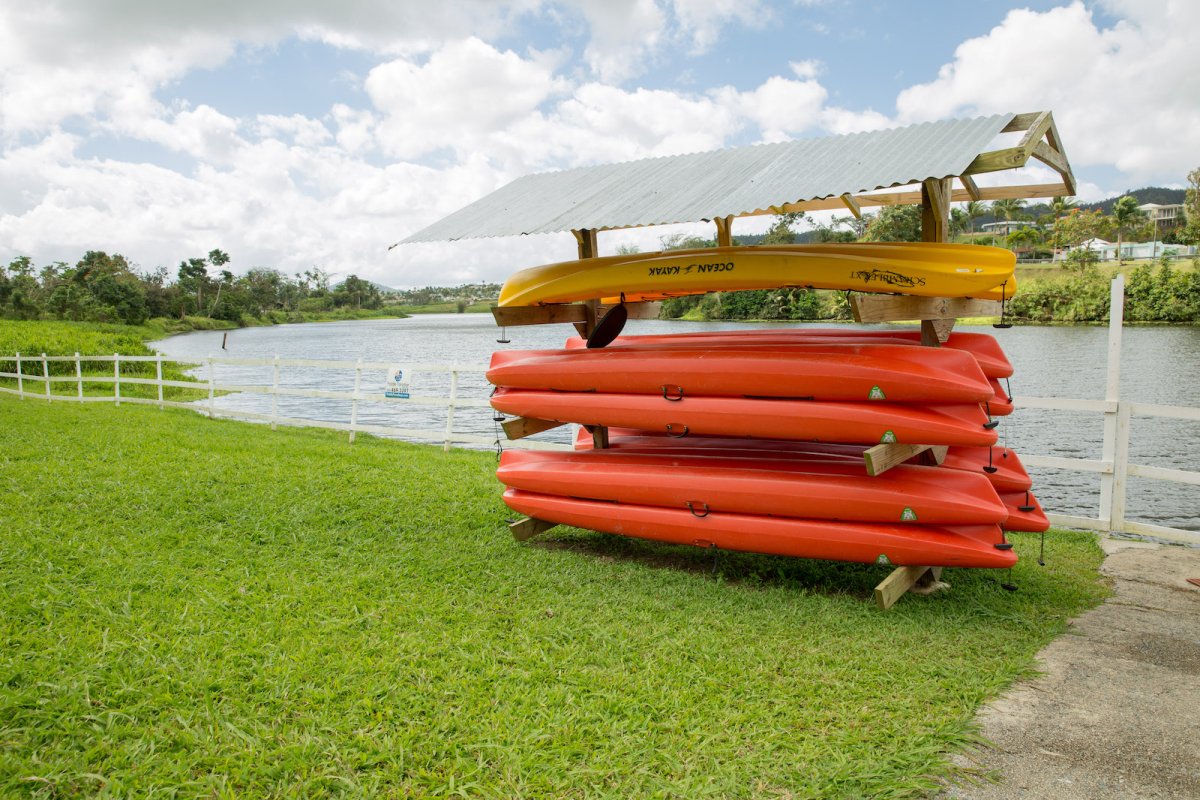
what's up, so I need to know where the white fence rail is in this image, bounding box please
[2,274,1197,545]
[0,353,564,453]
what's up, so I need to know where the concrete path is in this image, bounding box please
[941,537,1200,799]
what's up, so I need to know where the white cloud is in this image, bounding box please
[895,1,1200,183]
[365,38,568,161]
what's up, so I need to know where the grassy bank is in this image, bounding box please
[0,394,1108,797]
[398,301,493,314]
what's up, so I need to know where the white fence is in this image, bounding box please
[0,354,562,453]
[1012,274,1198,545]
[2,274,1197,545]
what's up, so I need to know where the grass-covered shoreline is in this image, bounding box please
[0,393,1108,797]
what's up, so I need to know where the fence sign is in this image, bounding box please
[385,365,411,399]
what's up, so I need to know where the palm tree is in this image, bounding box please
[1050,196,1077,258]
[964,200,989,234]
[990,199,1027,250]
[1111,195,1146,264]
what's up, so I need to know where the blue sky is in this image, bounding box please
[0,1,1194,288]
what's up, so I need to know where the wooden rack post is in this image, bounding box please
[869,178,974,610]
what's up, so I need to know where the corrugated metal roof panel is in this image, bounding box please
[402,113,1015,243]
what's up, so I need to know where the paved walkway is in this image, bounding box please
[942,537,1200,799]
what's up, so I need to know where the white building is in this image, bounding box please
[1138,203,1184,224]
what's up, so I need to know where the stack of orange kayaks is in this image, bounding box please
[488,328,1048,570]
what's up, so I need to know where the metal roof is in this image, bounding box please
[402,113,1017,243]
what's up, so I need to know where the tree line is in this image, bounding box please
[0,250,390,326]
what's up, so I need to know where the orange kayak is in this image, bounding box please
[497,449,1007,525]
[489,342,992,403]
[573,427,1033,493]
[565,329,1014,379]
[1000,491,1050,532]
[987,378,1013,416]
[503,489,1017,569]
[493,388,998,447]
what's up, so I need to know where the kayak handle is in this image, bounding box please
[686,501,710,518]
[662,385,685,401]
[666,423,689,438]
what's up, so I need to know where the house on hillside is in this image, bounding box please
[1138,202,1184,226]
[980,220,1037,237]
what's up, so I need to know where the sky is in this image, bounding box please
[1,0,1197,289]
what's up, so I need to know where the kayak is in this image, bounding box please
[497,449,1008,525]
[1000,490,1050,532]
[488,342,993,403]
[498,243,1016,307]
[492,388,999,446]
[564,329,1014,379]
[503,489,1018,569]
[572,427,1034,493]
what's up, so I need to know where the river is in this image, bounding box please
[152,314,1200,533]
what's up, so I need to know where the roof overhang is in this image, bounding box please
[399,111,1075,245]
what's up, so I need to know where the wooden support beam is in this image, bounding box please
[874,565,946,610]
[921,178,952,243]
[501,416,565,440]
[863,443,947,477]
[850,294,1001,323]
[574,299,600,338]
[511,516,558,542]
[1032,140,1070,179]
[492,302,661,328]
[714,215,734,247]
[642,182,1072,223]
[573,228,598,260]
[959,174,981,201]
[920,318,956,344]
[840,193,862,219]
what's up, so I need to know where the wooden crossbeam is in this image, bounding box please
[959,174,982,201]
[875,566,946,610]
[840,193,862,219]
[863,444,947,477]
[1032,140,1070,178]
[850,295,1001,323]
[492,302,662,328]
[511,516,557,542]
[501,416,564,440]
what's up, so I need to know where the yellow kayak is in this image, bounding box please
[498,243,1016,306]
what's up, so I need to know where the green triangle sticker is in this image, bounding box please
[875,554,892,566]
[868,385,886,400]
[880,430,897,444]
[901,507,917,521]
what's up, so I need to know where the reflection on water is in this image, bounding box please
[153,315,1200,532]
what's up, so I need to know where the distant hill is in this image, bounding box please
[1075,187,1186,214]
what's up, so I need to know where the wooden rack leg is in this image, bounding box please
[511,516,557,542]
[591,425,610,449]
[874,566,948,610]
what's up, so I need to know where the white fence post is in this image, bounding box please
[207,358,216,418]
[1099,274,1125,528]
[349,357,363,444]
[42,353,50,401]
[156,355,164,409]
[270,355,280,430]
[443,369,459,452]
[113,353,121,406]
[1111,403,1132,533]
[15,352,23,398]
[75,352,83,400]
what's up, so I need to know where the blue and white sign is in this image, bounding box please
[385,365,411,399]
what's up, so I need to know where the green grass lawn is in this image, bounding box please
[398,302,494,314]
[0,395,1108,798]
